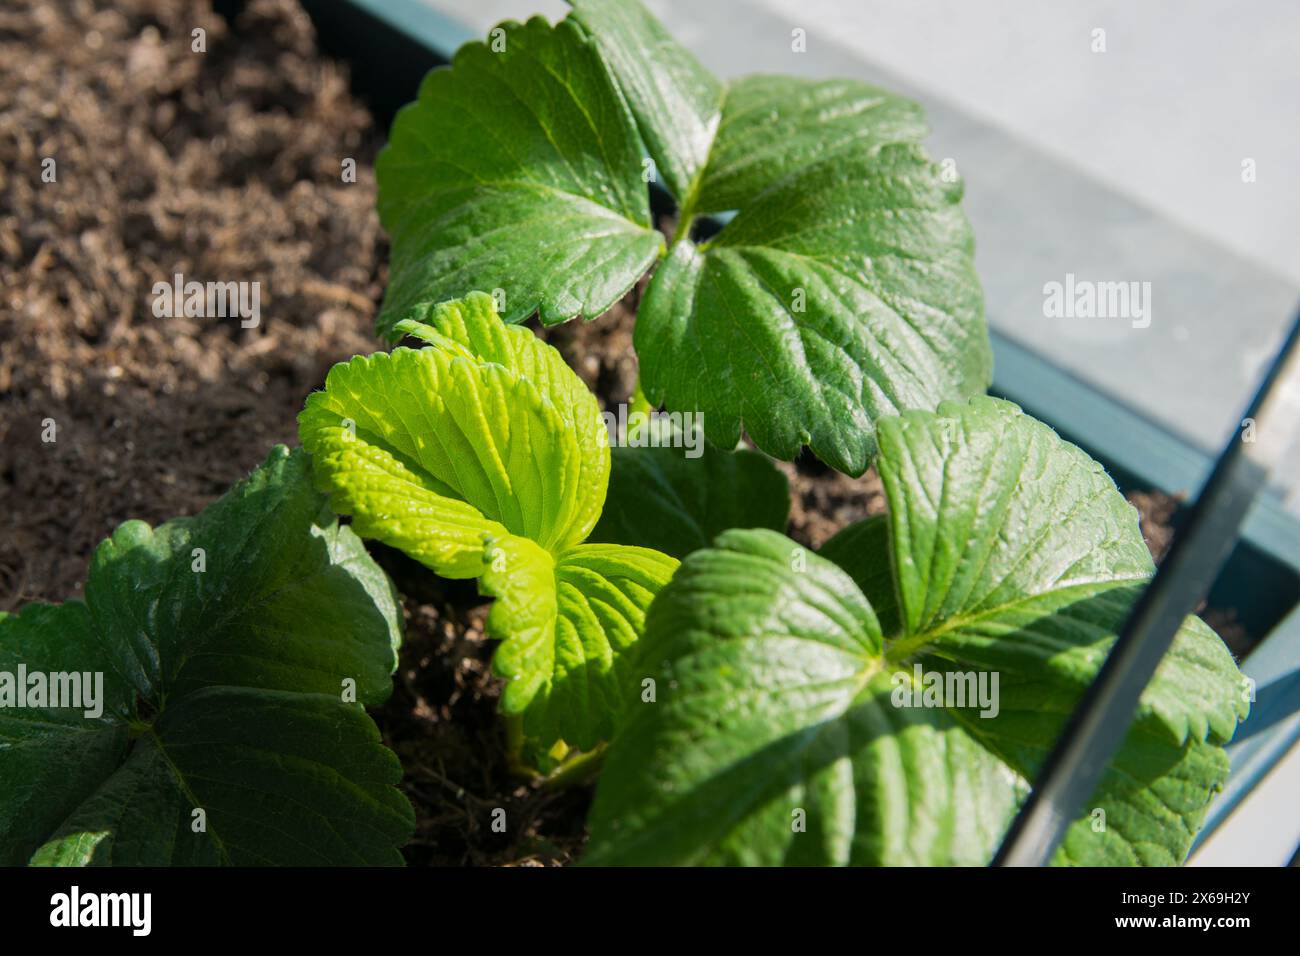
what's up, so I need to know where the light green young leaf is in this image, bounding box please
[301,293,678,750]
[376,1,991,476]
[486,542,679,750]
[588,401,1247,866]
[1,447,413,866]
[302,294,608,564]
[374,16,662,334]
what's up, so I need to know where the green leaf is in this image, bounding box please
[30,689,411,866]
[875,397,1246,746]
[1054,738,1229,866]
[585,529,1024,865]
[376,1,992,476]
[948,703,1230,866]
[588,401,1247,866]
[0,603,132,865]
[374,16,662,335]
[870,399,1244,863]
[569,0,723,202]
[300,315,606,565]
[637,146,989,476]
[590,441,789,559]
[694,75,928,215]
[487,543,678,750]
[86,454,403,705]
[818,514,899,636]
[301,293,677,751]
[1,447,413,866]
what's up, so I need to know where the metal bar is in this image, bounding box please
[993,305,1300,866]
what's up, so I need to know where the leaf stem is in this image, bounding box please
[670,181,700,245]
[504,714,541,780]
[542,743,607,790]
[671,212,694,245]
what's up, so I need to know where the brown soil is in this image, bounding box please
[0,0,381,605]
[0,0,1250,867]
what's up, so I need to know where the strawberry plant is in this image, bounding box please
[298,292,789,756]
[291,291,1245,865]
[0,0,1251,870]
[311,0,1246,865]
[0,448,414,865]
[584,399,1248,865]
[375,0,990,476]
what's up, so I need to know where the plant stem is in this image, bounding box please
[504,715,541,780]
[670,211,694,245]
[542,743,607,790]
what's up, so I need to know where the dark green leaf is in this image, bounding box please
[876,397,1246,746]
[0,603,131,865]
[637,146,989,475]
[30,689,411,866]
[586,529,1023,865]
[569,0,723,202]
[590,442,789,558]
[86,452,402,706]
[947,702,1230,866]
[818,514,899,636]
[1,447,413,866]
[589,401,1247,865]
[694,75,927,215]
[375,16,662,334]
[375,1,992,475]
